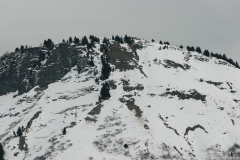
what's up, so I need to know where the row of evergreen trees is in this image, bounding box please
[15,45,28,52]
[62,35,100,46]
[159,41,170,45]
[158,40,239,68]
[185,46,239,68]
[111,35,134,44]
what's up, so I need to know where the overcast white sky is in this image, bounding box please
[1,0,240,62]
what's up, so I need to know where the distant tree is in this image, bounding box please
[124,35,133,44]
[17,127,22,137]
[25,45,28,49]
[13,131,16,137]
[15,47,20,52]
[74,37,80,44]
[179,45,183,49]
[203,50,210,57]
[43,39,54,50]
[120,36,123,44]
[192,46,195,52]
[112,35,114,40]
[101,57,111,80]
[62,127,66,135]
[228,58,234,65]
[20,45,24,50]
[196,47,202,53]
[62,39,65,43]
[94,36,100,43]
[222,54,228,61]
[187,46,195,52]
[164,41,170,45]
[21,126,25,132]
[0,143,4,160]
[159,41,163,44]
[89,56,94,66]
[74,36,77,43]
[152,39,155,42]
[89,35,94,40]
[95,77,99,83]
[82,36,88,45]
[236,62,239,68]
[69,37,73,43]
[103,37,109,44]
[159,47,161,50]
[100,82,110,100]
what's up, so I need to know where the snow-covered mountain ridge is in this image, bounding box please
[0,37,240,160]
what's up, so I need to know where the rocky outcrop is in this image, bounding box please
[0,43,89,96]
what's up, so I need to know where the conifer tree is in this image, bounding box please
[17,127,22,137]
[69,37,73,43]
[15,47,20,52]
[179,45,183,49]
[43,39,54,50]
[82,36,88,45]
[101,57,111,80]
[20,45,24,50]
[236,62,239,68]
[62,127,66,135]
[89,56,94,66]
[203,50,210,57]
[100,82,110,100]
[196,47,202,53]
[0,143,4,160]
[21,126,25,132]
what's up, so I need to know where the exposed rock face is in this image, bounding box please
[0,43,88,96]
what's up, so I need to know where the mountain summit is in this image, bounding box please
[0,36,240,160]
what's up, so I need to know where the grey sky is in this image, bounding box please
[1,0,240,63]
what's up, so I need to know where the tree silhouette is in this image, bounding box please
[17,127,22,137]
[0,143,4,160]
[196,47,202,53]
[62,127,66,135]
[203,50,210,57]
[15,47,20,52]
[100,82,110,100]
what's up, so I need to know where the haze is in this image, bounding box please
[1,0,240,63]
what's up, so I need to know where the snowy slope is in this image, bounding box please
[1,38,240,160]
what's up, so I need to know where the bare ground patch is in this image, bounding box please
[123,84,144,92]
[162,60,191,70]
[160,89,206,102]
[85,116,97,123]
[88,104,103,115]
[119,95,142,118]
[26,111,41,132]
